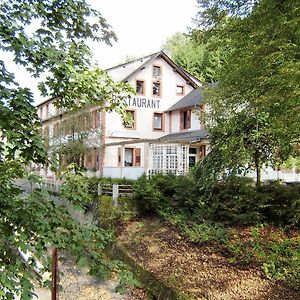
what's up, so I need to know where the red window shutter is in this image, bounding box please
[187,110,191,128]
[118,147,122,167]
[134,148,141,166]
[180,111,184,130]
[96,111,100,128]
[199,145,206,158]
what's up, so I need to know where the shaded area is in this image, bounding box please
[116,217,300,300]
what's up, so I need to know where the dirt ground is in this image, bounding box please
[57,255,147,300]
[116,217,300,300]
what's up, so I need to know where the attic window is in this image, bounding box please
[153,66,161,77]
[176,85,184,95]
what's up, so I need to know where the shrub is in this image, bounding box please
[183,221,229,244]
[257,181,300,227]
[202,176,264,225]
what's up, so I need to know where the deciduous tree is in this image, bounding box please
[195,0,300,185]
[0,0,132,298]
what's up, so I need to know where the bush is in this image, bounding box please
[133,173,199,215]
[202,176,264,225]
[199,177,300,227]
[257,181,300,227]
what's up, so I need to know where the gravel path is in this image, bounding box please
[59,256,125,300]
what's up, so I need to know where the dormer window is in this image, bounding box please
[153,66,161,78]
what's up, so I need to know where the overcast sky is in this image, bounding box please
[5,0,198,104]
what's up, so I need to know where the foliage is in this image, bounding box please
[60,164,92,209]
[194,0,300,185]
[49,108,101,172]
[133,172,300,288]
[133,173,198,214]
[134,173,300,228]
[0,0,133,297]
[227,225,300,289]
[183,221,229,244]
[163,31,224,83]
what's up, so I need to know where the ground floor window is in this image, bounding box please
[124,148,133,166]
[122,147,141,167]
[189,147,197,168]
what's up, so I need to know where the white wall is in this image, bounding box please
[105,56,194,141]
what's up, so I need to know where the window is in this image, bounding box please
[176,85,184,95]
[123,110,136,129]
[136,80,145,95]
[153,113,163,131]
[123,148,141,167]
[180,109,191,130]
[189,148,197,168]
[153,65,161,77]
[45,104,49,118]
[152,82,161,96]
[124,148,133,166]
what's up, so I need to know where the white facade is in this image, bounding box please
[102,52,207,179]
[36,51,209,179]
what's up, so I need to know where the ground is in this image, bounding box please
[116,216,300,300]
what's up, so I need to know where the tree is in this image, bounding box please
[195,0,300,185]
[162,31,225,83]
[0,0,133,298]
[48,108,102,173]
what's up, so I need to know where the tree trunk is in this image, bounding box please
[254,154,261,187]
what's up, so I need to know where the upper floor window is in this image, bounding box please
[136,80,145,95]
[123,110,136,129]
[153,65,161,78]
[176,85,184,95]
[153,113,164,131]
[152,82,161,97]
[180,109,191,130]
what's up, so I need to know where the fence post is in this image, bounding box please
[112,184,119,207]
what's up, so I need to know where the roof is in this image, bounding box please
[157,129,209,144]
[166,87,204,112]
[104,129,209,146]
[36,96,57,108]
[106,50,200,88]
[36,50,201,107]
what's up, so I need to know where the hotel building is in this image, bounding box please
[36,51,209,179]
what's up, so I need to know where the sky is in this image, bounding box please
[4,0,198,104]
[89,0,198,69]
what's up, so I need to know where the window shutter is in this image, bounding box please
[118,147,122,167]
[134,148,141,166]
[96,111,100,128]
[180,111,184,130]
[187,110,191,128]
[199,145,206,158]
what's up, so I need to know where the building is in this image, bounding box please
[37,51,209,179]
